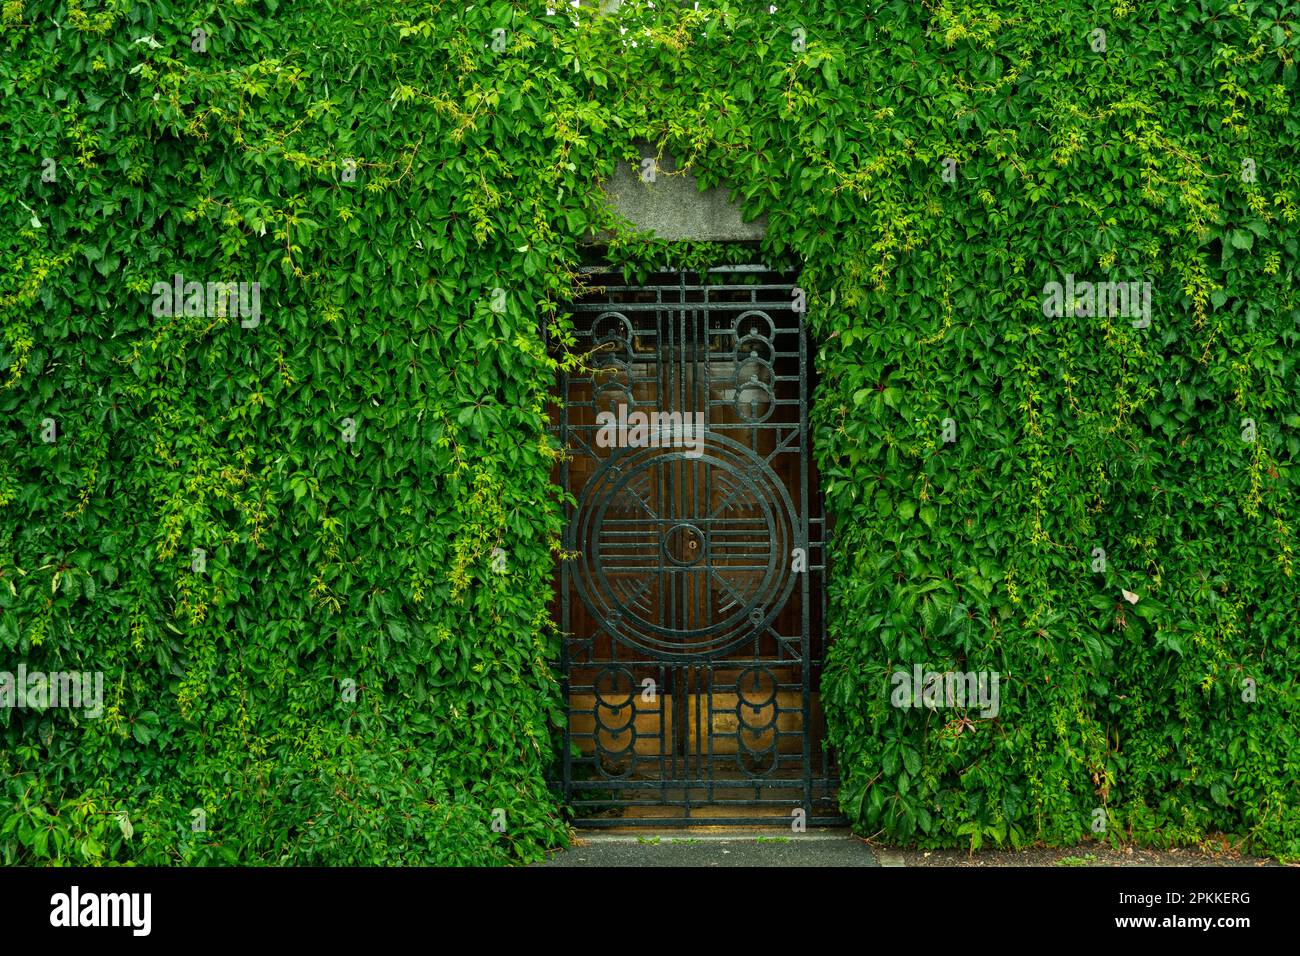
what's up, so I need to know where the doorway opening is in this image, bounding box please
[550,265,838,825]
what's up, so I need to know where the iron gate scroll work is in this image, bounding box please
[553,266,838,826]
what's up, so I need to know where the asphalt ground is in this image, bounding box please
[534,829,880,867]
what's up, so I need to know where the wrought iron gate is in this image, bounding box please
[552,266,837,825]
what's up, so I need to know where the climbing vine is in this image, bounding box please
[0,0,1297,864]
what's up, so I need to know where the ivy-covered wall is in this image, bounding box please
[1,1,1297,865]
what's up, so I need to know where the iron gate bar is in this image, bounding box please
[552,265,839,826]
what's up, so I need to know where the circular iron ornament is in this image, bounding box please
[591,311,634,378]
[734,388,775,423]
[734,356,776,423]
[594,342,632,368]
[736,666,779,732]
[731,310,776,343]
[593,666,638,776]
[593,666,638,714]
[572,432,799,659]
[734,355,774,387]
[594,382,635,417]
[664,522,706,566]
[591,311,634,346]
[737,337,775,366]
[736,666,780,777]
[737,739,778,777]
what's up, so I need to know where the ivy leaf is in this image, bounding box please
[902,749,921,776]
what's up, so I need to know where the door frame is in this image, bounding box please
[549,262,839,826]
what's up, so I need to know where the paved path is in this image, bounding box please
[535,829,879,867]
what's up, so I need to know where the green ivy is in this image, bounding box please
[0,0,1296,865]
